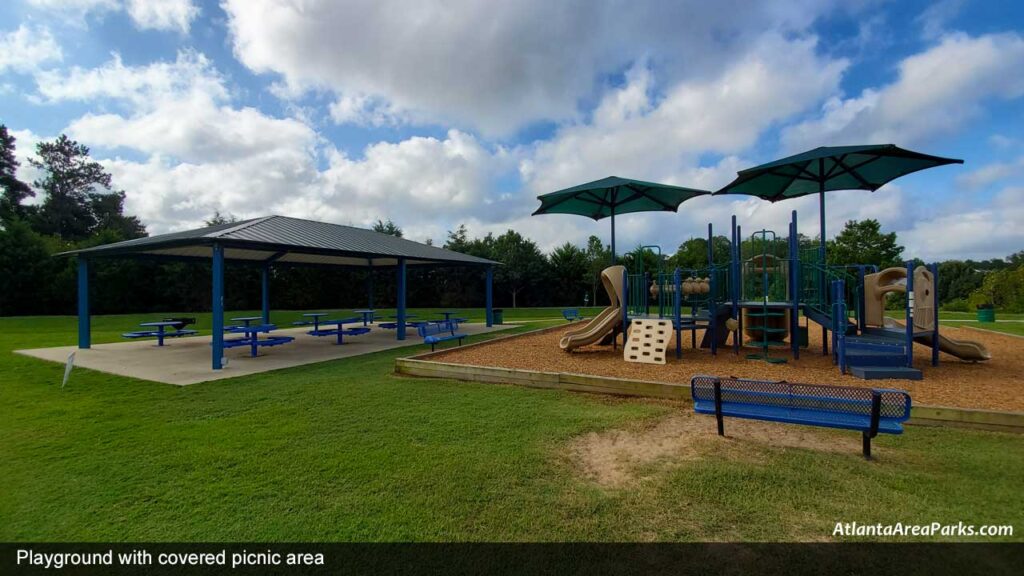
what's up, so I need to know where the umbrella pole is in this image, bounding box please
[819,179,828,356]
[610,207,616,265]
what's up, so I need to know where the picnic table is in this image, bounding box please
[310,317,371,344]
[437,311,461,322]
[301,312,329,331]
[223,324,294,357]
[133,321,189,346]
[229,316,263,329]
[352,309,376,326]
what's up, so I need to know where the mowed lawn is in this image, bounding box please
[1,310,1023,542]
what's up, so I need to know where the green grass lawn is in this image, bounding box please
[1,310,1022,542]
[883,310,1024,337]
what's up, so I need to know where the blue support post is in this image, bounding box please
[790,211,800,360]
[858,267,867,332]
[930,262,940,367]
[367,261,374,310]
[905,260,914,369]
[485,265,494,327]
[731,215,739,354]
[261,264,270,324]
[397,258,407,340]
[674,268,682,359]
[212,243,225,370]
[77,258,90,349]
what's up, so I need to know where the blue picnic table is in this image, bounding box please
[437,310,461,322]
[352,309,376,326]
[301,312,329,332]
[309,317,371,344]
[223,324,294,357]
[132,321,187,346]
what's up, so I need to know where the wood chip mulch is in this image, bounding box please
[430,321,1024,412]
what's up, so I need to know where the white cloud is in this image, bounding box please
[914,0,964,40]
[125,0,199,34]
[27,0,198,33]
[522,35,847,194]
[0,25,63,74]
[899,186,1024,261]
[221,0,836,135]
[782,32,1024,150]
[956,156,1024,190]
[35,50,226,107]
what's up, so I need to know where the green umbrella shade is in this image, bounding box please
[533,176,709,220]
[713,144,963,201]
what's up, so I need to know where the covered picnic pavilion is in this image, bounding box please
[63,215,499,370]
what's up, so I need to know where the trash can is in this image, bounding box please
[977,306,995,323]
[492,309,504,325]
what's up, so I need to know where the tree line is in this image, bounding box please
[1,124,1021,316]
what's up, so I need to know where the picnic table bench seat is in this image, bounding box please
[690,375,911,459]
[221,335,295,349]
[379,320,431,330]
[417,321,466,351]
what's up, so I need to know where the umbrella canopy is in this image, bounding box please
[714,145,962,260]
[533,176,709,262]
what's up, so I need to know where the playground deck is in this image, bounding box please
[429,322,1024,412]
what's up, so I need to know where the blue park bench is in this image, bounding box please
[562,308,582,322]
[417,320,467,351]
[690,375,911,459]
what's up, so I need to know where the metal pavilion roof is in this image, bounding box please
[62,215,498,267]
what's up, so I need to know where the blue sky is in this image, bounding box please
[1,0,1023,261]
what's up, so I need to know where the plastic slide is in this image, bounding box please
[882,317,991,362]
[560,265,625,351]
[915,332,991,362]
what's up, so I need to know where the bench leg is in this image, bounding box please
[862,432,871,460]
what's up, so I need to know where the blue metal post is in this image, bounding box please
[858,267,867,332]
[77,258,90,349]
[731,215,739,354]
[674,268,682,359]
[260,264,270,324]
[367,261,374,310]
[905,260,914,369]
[485,265,494,327]
[397,258,407,340]
[212,243,225,370]
[790,211,800,360]
[930,262,940,367]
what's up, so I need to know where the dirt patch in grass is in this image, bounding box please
[568,410,853,488]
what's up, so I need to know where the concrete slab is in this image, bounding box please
[15,323,512,386]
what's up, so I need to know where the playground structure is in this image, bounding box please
[560,209,990,381]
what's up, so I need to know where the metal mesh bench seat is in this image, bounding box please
[691,375,911,458]
[417,320,466,351]
[562,308,582,321]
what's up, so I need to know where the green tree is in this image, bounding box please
[29,135,140,241]
[206,210,239,226]
[826,219,903,269]
[0,125,34,225]
[373,218,403,237]
[549,242,589,306]
[937,260,984,304]
[584,235,612,305]
[491,230,547,308]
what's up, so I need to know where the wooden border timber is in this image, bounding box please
[396,347,1024,433]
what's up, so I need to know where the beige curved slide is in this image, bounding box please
[561,265,625,351]
[882,317,991,362]
[916,332,991,362]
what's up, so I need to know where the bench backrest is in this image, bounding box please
[563,308,579,318]
[417,321,457,338]
[691,375,911,422]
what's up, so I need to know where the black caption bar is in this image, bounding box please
[2,543,1022,576]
